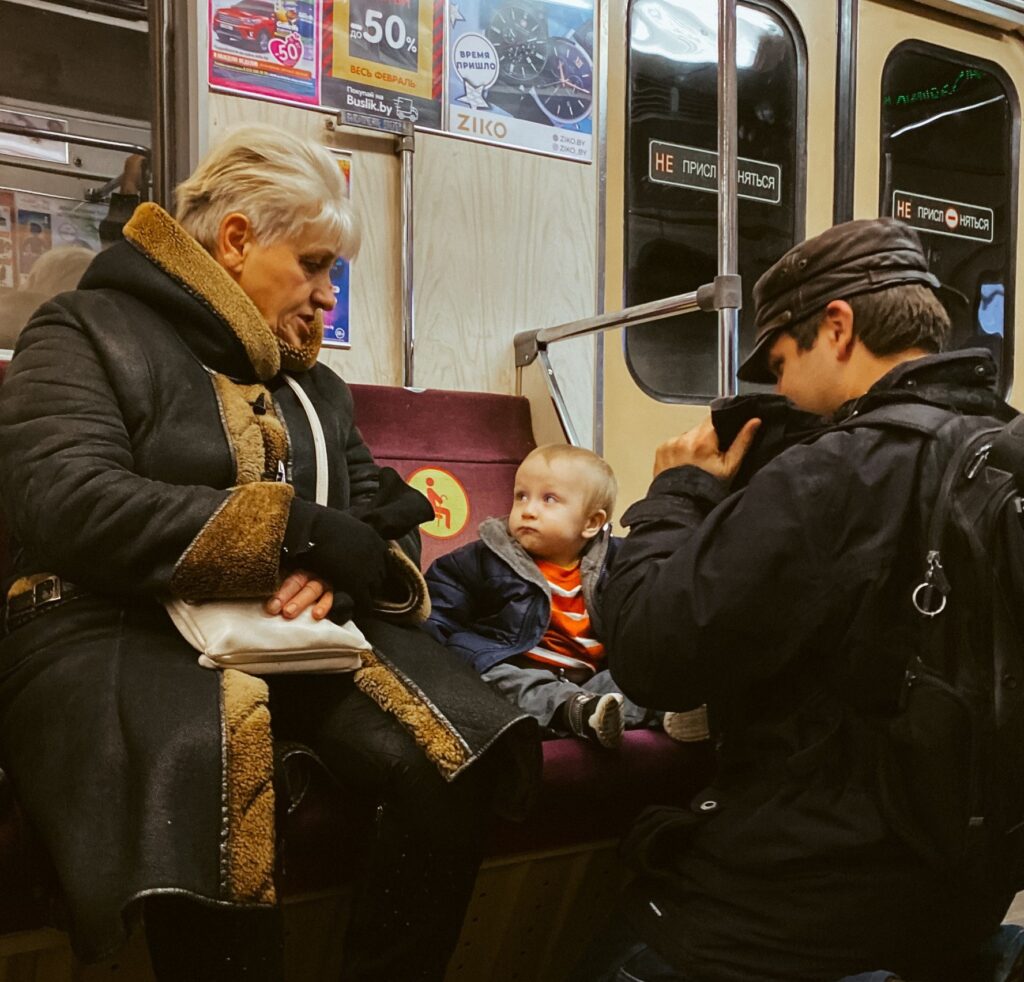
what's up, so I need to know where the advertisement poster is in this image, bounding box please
[321,154,353,348]
[0,190,105,290]
[0,110,69,165]
[321,0,444,131]
[0,191,14,290]
[209,0,321,106]
[445,0,594,160]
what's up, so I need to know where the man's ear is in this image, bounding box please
[581,509,608,539]
[822,299,855,362]
[214,213,254,278]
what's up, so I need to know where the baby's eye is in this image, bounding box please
[514,491,527,501]
[543,494,559,504]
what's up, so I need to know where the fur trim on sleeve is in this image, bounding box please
[170,482,294,599]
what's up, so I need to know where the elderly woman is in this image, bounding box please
[0,126,536,981]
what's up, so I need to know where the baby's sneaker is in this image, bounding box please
[567,692,624,749]
[662,705,710,743]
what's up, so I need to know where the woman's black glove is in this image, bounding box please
[283,499,389,606]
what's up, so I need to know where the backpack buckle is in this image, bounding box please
[965,443,993,480]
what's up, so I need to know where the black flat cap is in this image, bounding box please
[737,218,941,384]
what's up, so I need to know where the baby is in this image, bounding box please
[424,444,705,748]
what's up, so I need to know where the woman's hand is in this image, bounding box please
[264,570,334,620]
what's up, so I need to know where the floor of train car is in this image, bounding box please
[0,841,627,981]
[1,858,1022,980]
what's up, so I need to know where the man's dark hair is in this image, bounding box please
[787,283,951,356]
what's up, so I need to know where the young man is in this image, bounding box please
[574,218,1016,981]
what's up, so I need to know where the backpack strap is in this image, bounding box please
[834,401,957,438]
[797,400,990,620]
[992,414,1024,484]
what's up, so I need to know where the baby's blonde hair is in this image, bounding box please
[521,444,617,520]
[176,124,359,259]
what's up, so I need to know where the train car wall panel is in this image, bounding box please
[413,134,595,441]
[209,92,597,445]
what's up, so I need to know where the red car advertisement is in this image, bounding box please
[209,0,321,106]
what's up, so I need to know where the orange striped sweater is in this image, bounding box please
[525,559,605,672]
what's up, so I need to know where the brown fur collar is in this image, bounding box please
[123,204,320,380]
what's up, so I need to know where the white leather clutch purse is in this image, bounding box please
[166,374,371,676]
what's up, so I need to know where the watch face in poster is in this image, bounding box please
[209,0,320,106]
[446,0,594,160]
[321,0,443,130]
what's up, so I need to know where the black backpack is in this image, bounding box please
[841,402,1024,894]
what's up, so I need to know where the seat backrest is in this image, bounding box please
[349,385,536,568]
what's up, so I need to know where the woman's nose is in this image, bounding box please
[312,271,337,311]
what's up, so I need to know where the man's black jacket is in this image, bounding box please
[603,350,1015,982]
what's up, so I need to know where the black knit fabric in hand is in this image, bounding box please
[283,499,389,606]
[351,466,435,539]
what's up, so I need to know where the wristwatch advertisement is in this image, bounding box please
[446,0,595,161]
[205,0,594,160]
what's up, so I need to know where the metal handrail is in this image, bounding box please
[0,123,150,158]
[515,282,740,369]
[717,0,740,398]
[516,0,742,446]
[148,0,173,206]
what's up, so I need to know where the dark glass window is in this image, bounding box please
[880,42,1018,391]
[624,0,805,401]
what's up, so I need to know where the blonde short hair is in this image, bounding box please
[175,124,360,260]
[523,444,617,520]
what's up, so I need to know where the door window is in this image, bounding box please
[880,42,1018,390]
[624,0,806,401]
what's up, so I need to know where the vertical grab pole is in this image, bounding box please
[717,0,740,397]
[148,0,174,208]
[397,122,416,387]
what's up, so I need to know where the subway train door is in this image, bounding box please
[0,0,152,355]
[852,1,1024,410]
[600,0,834,516]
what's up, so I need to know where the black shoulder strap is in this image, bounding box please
[992,414,1024,484]
[835,402,957,438]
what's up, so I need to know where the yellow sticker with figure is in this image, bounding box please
[407,467,470,539]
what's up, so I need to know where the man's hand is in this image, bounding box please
[265,570,334,620]
[653,417,761,482]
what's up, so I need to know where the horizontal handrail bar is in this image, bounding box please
[0,159,114,184]
[0,124,150,158]
[514,275,742,368]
